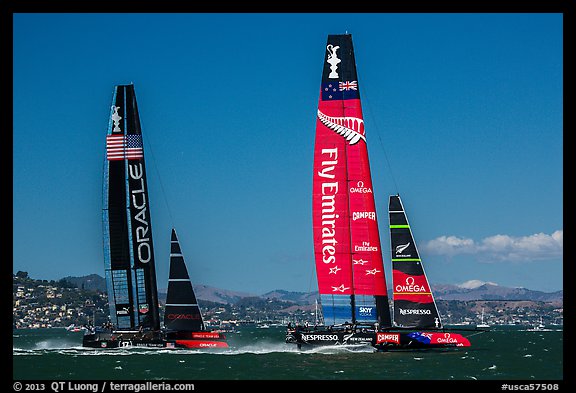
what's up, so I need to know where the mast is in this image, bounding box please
[388,194,442,329]
[312,34,391,327]
[103,84,160,331]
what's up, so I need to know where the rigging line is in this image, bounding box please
[339,66,357,322]
[143,132,175,227]
[307,256,316,295]
[360,77,400,196]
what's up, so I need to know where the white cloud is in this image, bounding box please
[422,230,563,262]
[457,280,498,289]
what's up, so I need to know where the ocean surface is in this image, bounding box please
[13,325,564,386]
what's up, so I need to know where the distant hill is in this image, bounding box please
[61,274,106,292]
[171,284,257,305]
[262,283,563,306]
[432,282,563,303]
[59,274,563,306]
[260,290,318,305]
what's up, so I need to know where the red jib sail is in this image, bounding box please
[312,34,391,327]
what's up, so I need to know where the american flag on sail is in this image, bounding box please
[339,81,358,91]
[106,134,144,160]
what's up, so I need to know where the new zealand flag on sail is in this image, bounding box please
[321,80,360,101]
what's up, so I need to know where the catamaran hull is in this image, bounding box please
[82,331,229,349]
[286,329,471,351]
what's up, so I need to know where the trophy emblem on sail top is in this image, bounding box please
[326,44,341,78]
[111,106,122,132]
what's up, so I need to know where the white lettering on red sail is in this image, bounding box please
[321,180,339,264]
[392,270,433,303]
[317,148,338,179]
[349,181,372,194]
[354,243,379,252]
[352,211,376,221]
[313,50,388,298]
[313,110,352,295]
[342,101,387,297]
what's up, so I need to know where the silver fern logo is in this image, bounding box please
[317,110,365,145]
[395,242,410,254]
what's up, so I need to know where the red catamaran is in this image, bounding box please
[285,34,476,351]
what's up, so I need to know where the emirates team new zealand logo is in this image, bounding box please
[396,242,411,255]
[317,110,366,145]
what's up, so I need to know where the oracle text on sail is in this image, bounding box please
[129,163,152,264]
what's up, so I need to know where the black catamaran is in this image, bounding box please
[82,84,227,349]
[285,34,477,351]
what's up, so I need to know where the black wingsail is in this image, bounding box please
[103,84,160,331]
[164,228,205,332]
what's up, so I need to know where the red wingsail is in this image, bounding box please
[312,35,390,326]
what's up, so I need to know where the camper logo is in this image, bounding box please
[376,333,400,344]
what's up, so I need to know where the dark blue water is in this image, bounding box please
[13,325,563,382]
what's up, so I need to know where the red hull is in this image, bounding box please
[174,340,229,349]
[286,326,473,350]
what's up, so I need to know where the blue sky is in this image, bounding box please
[13,13,563,294]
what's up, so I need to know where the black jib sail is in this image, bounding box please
[164,228,205,332]
[389,194,442,329]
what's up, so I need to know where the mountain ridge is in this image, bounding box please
[59,274,563,306]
